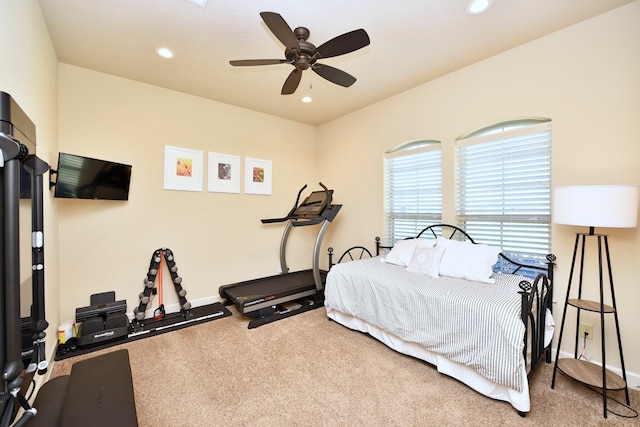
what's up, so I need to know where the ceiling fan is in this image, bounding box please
[229,12,370,95]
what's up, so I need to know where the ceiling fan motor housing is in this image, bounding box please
[290,28,317,70]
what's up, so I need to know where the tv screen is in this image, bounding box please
[54,152,132,200]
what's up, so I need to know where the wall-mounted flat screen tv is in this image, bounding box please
[54,152,132,200]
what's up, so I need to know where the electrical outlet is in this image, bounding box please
[579,323,594,340]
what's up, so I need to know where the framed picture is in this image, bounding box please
[244,157,272,195]
[163,145,203,192]
[208,152,240,193]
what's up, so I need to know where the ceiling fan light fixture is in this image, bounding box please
[155,47,175,59]
[466,0,493,15]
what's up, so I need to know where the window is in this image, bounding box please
[384,141,442,243]
[456,120,552,271]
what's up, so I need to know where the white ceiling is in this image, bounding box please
[38,0,633,126]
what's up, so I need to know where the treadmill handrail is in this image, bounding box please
[292,184,308,211]
[260,217,289,224]
[260,184,308,223]
[319,182,332,209]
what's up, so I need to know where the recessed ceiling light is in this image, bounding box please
[301,96,313,103]
[466,0,493,15]
[155,47,174,59]
[186,0,208,7]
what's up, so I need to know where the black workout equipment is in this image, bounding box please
[131,248,194,335]
[22,155,50,377]
[127,247,227,339]
[219,182,341,328]
[56,249,231,360]
[75,292,128,322]
[29,349,138,427]
[54,303,231,362]
[1,91,50,427]
[75,291,129,348]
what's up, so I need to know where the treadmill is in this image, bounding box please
[219,183,341,328]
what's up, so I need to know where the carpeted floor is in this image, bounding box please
[49,306,639,426]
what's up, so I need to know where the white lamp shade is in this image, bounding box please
[554,185,638,228]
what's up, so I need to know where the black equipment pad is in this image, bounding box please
[29,350,137,427]
[28,376,69,427]
[60,349,137,427]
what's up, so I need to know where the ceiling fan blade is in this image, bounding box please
[260,12,299,52]
[230,59,286,66]
[281,69,302,95]
[315,29,370,59]
[312,64,357,87]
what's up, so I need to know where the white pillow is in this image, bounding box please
[406,245,445,278]
[384,238,435,267]
[436,237,501,284]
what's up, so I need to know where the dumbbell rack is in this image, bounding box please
[131,248,193,333]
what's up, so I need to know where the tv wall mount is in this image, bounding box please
[48,167,57,189]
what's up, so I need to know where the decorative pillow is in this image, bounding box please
[383,238,435,267]
[406,245,445,278]
[436,237,501,284]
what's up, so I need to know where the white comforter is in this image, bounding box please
[324,256,530,392]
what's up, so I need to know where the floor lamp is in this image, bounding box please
[551,185,638,418]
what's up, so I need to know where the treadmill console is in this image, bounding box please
[293,190,333,217]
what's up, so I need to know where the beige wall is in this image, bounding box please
[56,64,319,319]
[318,3,640,384]
[0,0,60,360]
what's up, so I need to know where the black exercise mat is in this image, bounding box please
[61,349,137,427]
[54,302,231,361]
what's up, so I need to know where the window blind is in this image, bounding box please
[384,143,442,243]
[456,121,551,265]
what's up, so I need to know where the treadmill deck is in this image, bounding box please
[221,269,327,314]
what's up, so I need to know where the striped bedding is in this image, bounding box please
[324,256,530,392]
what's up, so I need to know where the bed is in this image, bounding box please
[324,224,555,416]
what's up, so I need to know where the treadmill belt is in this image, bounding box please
[223,269,327,303]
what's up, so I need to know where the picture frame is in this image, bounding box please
[207,152,240,194]
[244,157,272,195]
[163,145,203,192]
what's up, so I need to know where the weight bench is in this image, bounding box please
[29,349,137,427]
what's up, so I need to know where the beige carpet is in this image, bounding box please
[50,307,639,426]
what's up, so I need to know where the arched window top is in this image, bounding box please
[387,139,440,154]
[458,117,550,140]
